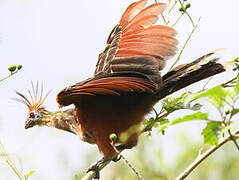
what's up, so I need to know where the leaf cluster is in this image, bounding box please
[145,75,239,146]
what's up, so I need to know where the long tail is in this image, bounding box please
[155,51,233,100]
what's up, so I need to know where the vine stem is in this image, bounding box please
[175,128,239,180]
[0,141,26,180]
[111,142,144,180]
[169,17,201,71]
[171,13,184,27]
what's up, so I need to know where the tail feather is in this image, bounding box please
[155,52,230,100]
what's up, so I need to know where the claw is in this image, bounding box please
[86,164,100,179]
[112,155,121,162]
[86,158,106,179]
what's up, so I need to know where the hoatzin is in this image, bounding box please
[15,0,231,177]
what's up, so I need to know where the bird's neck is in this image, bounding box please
[39,109,78,135]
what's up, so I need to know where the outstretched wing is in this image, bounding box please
[94,0,178,79]
[57,0,178,107]
[57,74,158,107]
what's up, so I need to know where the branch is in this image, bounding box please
[81,158,112,180]
[175,128,239,180]
[81,147,126,180]
[0,141,26,180]
[0,70,19,83]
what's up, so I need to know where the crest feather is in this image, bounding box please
[14,82,51,111]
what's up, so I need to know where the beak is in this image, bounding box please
[25,120,35,129]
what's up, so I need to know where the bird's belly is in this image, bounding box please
[75,93,154,158]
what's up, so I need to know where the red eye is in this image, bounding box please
[29,112,35,118]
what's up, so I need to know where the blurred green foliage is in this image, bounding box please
[75,132,239,180]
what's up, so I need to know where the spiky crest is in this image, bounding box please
[14,81,51,111]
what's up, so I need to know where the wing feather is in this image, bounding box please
[95,0,177,77]
[123,3,166,33]
[119,42,177,55]
[123,25,177,37]
[123,15,158,34]
[57,76,158,106]
[120,0,147,29]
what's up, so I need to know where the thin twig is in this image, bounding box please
[221,76,238,88]
[0,141,26,180]
[226,97,239,150]
[175,128,239,180]
[161,13,167,24]
[228,129,239,150]
[143,110,169,132]
[172,13,184,27]
[169,17,201,71]
[0,70,19,83]
[201,77,213,90]
[168,0,178,14]
[185,75,239,97]
[111,143,144,180]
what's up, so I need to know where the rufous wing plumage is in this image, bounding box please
[57,0,178,106]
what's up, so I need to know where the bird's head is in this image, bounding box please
[14,82,50,129]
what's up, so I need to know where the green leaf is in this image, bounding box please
[144,117,154,126]
[157,125,168,133]
[190,103,202,111]
[171,111,208,125]
[234,76,239,93]
[201,122,223,145]
[163,93,186,113]
[231,109,239,117]
[163,93,203,114]
[158,118,169,125]
[25,171,35,179]
[185,86,232,107]
[144,117,170,132]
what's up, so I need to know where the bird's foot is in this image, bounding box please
[86,158,105,179]
[86,164,100,179]
[112,154,121,162]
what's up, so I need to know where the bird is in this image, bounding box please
[15,0,231,176]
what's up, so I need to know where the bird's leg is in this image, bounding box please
[86,157,106,179]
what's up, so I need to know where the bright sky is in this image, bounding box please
[0,0,238,179]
